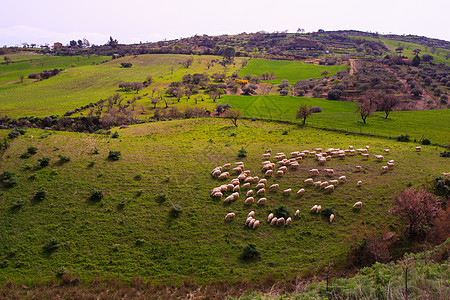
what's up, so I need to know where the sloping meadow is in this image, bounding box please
[0,118,447,284]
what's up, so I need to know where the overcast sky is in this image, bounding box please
[1,0,449,47]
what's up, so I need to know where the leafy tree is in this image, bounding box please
[411,88,422,97]
[321,70,330,77]
[395,46,404,55]
[412,48,422,55]
[222,47,236,61]
[296,104,312,125]
[107,36,119,48]
[69,40,77,47]
[223,109,241,127]
[390,189,441,238]
[182,57,194,68]
[411,54,420,67]
[358,91,377,124]
[421,54,434,62]
[377,93,399,119]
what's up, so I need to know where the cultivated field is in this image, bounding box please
[219,95,450,145]
[239,58,347,84]
[0,118,447,284]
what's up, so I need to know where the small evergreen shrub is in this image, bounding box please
[170,205,183,218]
[57,155,71,163]
[274,205,290,219]
[90,189,103,201]
[0,171,15,180]
[155,193,167,203]
[3,178,17,188]
[321,207,335,217]
[27,146,38,154]
[440,151,450,157]
[108,150,121,160]
[238,147,247,157]
[44,238,60,253]
[33,188,46,201]
[396,134,410,142]
[20,152,32,159]
[241,243,260,261]
[111,131,119,138]
[310,106,322,113]
[11,199,25,209]
[38,156,51,167]
[421,138,431,145]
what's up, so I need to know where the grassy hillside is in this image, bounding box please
[219,95,450,145]
[0,118,447,284]
[239,59,347,84]
[0,54,245,118]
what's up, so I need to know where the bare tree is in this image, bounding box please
[358,91,377,124]
[223,109,242,127]
[378,94,399,119]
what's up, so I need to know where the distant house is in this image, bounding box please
[53,42,63,50]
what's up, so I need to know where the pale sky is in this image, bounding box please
[1,0,449,47]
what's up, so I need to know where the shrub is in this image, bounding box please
[274,205,290,219]
[44,238,60,253]
[155,193,167,203]
[57,155,71,163]
[282,129,289,135]
[90,189,103,201]
[108,150,121,160]
[321,207,334,217]
[20,152,32,159]
[396,134,410,142]
[440,151,450,157]
[27,146,38,154]
[3,178,17,188]
[0,171,15,181]
[120,62,132,68]
[11,199,25,209]
[327,89,342,100]
[38,156,51,167]
[111,131,119,138]
[421,138,431,145]
[238,147,247,157]
[33,188,46,201]
[170,205,183,218]
[241,243,260,261]
[279,89,289,96]
[8,128,26,139]
[434,177,449,198]
[310,106,322,113]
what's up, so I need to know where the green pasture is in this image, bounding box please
[239,58,347,84]
[0,118,447,284]
[0,54,245,118]
[219,95,450,145]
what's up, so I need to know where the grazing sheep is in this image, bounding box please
[279,166,288,172]
[227,183,234,190]
[442,172,450,178]
[269,184,280,191]
[294,210,300,218]
[285,217,292,226]
[235,161,244,166]
[388,160,395,164]
[283,188,292,196]
[357,180,362,186]
[349,145,354,149]
[262,160,272,165]
[246,190,254,197]
[242,182,251,189]
[213,192,223,199]
[244,197,254,205]
[220,185,228,192]
[313,181,322,188]
[349,150,356,155]
[257,188,266,195]
[290,151,300,157]
[244,176,254,183]
[249,219,256,227]
[309,169,320,176]
[353,201,362,209]
[316,205,322,213]
[232,166,243,173]
[310,205,318,213]
[324,169,334,176]
[384,149,390,154]
[262,153,271,158]
[252,176,260,183]
[265,169,273,177]
[329,180,339,185]
[224,195,234,203]
[277,170,284,177]
[381,166,389,172]
[325,185,335,191]
[267,213,274,223]
[330,214,335,223]
[365,145,370,149]
[244,170,251,175]
[225,212,235,220]
[212,169,222,177]
[231,179,240,185]
[361,153,369,158]
[320,181,329,188]
[355,166,362,171]
[415,146,421,151]
[232,185,240,192]
[232,192,239,199]
[246,217,253,225]
[276,217,286,226]
[218,172,230,180]
[318,157,327,164]
[374,155,384,161]
[387,162,395,169]
[270,217,278,226]
[257,198,267,205]
[338,176,347,182]
[304,178,314,184]
[238,173,247,181]
[326,155,332,160]
[255,183,265,190]
[297,188,305,196]
[314,148,323,153]
[259,179,267,184]
[211,187,221,195]
[248,211,255,218]
[253,220,260,229]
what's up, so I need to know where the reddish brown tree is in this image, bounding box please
[358,91,377,124]
[389,188,441,238]
[378,93,399,119]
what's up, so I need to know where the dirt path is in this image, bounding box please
[349,59,357,75]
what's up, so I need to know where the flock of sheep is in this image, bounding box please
[210,145,401,229]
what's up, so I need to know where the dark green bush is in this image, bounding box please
[241,243,260,261]
[111,131,119,138]
[440,151,450,157]
[11,199,25,209]
[396,134,410,142]
[27,146,38,154]
[20,152,32,159]
[33,188,46,201]
[38,156,51,167]
[274,205,290,219]
[155,193,167,203]
[321,207,335,217]
[90,189,103,201]
[3,178,17,187]
[421,138,431,145]
[170,205,182,218]
[238,147,247,157]
[0,171,15,180]
[57,155,71,163]
[434,177,449,198]
[108,150,121,160]
[44,238,60,253]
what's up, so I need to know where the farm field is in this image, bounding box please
[219,95,450,145]
[0,118,447,284]
[0,54,245,118]
[239,58,347,84]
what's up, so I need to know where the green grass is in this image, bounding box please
[219,95,450,145]
[239,58,347,84]
[0,118,447,285]
[0,54,245,118]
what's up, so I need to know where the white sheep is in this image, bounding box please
[246,190,254,197]
[245,216,253,225]
[330,214,335,223]
[257,198,267,205]
[241,182,251,189]
[269,184,279,191]
[253,220,260,229]
[218,172,230,180]
[320,181,329,188]
[262,153,271,158]
[231,179,240,185]
[329,180,339,185]
[225,212,235,220]
[267,213,274,223]
[265,170,273,177]
[325,185,335,191]
[349,145,354,149]
[212,169,221,178]
[384,149,390,154]
[233,185,240,192]
[415,146,422,151]
[232,192,239,199]
[374,155,384,161]
[353,201,362,209]
[244,176,254,183]
[235,161,244,166]
[252,176,260,183]
[277,170,284,177]
[357,180,362,186]
[285,217,292,226]
[313,181,322,188]
[309,169,320,176]
[256,188,266,195]
[238,173,247,181]
[387,162,395,169]
[365,145,370,149]
[294,210,300,218]
[279,166,288,172]
[248,211,255,218]
[276,217,285,226]
[244,170,251,175]
[355,166,362,171]
[297,188,305,196]
[304,178,314,184]
[338,176,347,182]
[213,192,223,199]
[219,185,228,192]
[224,195,234,203]
[443,172,450,178]
[283,188,292,196]
[232,166,243,173]
[244,197,254,205]
[227,183,234,190]
[381,166,389,172]
[324,169,334,176]
[249,219,256,227]
[361,153,369,158]
[270,217,278,226]
[310,205,318,213]
[258,179,267,184]
[255,183,265,190]
[316,205,322,213]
